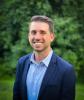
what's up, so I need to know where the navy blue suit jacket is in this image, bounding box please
[13,52,76,100]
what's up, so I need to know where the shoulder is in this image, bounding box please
[52,52,73,71]
[52,53,76,81]
[57,56,72,68]
[18,53,31,64]
[15,53,31,73]
[52,52,76,81]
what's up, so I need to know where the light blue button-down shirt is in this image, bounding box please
[26,50,53,100]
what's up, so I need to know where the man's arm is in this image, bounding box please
[61,66,76,100]
[13,60,22,100]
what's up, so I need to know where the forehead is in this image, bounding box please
[29,21,49,30]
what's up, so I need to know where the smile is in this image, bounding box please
[33,42,43,44]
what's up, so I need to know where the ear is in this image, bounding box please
[50,33,55,42]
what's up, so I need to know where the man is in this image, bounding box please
[13,15,76,100]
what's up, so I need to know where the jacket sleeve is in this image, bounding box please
[60,66,76,100]
[13,57,26,100]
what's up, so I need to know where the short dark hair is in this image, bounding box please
[30,15,54,33]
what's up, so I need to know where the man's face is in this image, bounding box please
[28,21,54,52]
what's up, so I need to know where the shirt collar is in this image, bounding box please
[30,50,53,67]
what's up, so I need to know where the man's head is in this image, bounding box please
[28,15,55,53]
[30,15,54,33]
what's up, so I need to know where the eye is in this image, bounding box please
[40,30,46,35]
[30,30,36,35]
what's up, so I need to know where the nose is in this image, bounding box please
[35,32,41,40]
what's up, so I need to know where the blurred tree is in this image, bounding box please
[0,0,84,82]
[48,0,63,14]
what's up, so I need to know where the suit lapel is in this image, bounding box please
[21,56,31,100]
[38,52,57,98]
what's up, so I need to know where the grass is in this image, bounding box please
[0,79,14,100]
[76,83,84,100]
[0,79,84,100]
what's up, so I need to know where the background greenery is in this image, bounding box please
[0,0,84,100]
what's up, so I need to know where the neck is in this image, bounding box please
[34,48,52,62]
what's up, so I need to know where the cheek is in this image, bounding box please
[28,36,32,43]
[44,36,52,44]
[28,35,32,40]
[47,35,53,41]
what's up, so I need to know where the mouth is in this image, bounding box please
[33,42,43,44]
[33,41,43,43]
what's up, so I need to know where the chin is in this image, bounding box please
[34,49,44,52]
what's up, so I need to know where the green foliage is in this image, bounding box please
[0,79,14,100]
[76,83,84,100]
[0,0,84,82]
[52,16,81,67]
